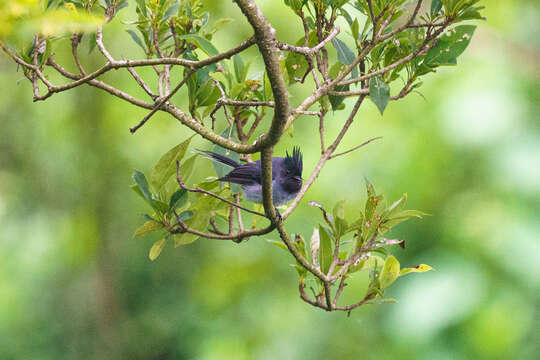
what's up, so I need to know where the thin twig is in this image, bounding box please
[329,136,382,159]
[176,161,266,217]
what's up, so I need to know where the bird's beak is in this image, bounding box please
[294,176,302,181]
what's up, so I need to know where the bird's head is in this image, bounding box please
[282,147,303,193]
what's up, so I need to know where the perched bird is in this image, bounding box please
[198,147,303,206]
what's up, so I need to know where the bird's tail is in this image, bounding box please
[195,149,241,168]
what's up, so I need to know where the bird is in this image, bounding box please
[197,147,303,207]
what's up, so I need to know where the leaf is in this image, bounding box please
[351,18,359,41]
[266,239,288,251]
[285,51,308,84]
[196,63,217,86]
[174,192,224,247]
[369,75,390,115]
[126,30,146,52]
[149,238,167,261]
[150,135,194,194]
[380,255,400,289]
[169,189,188,211]
[133,220,163,238]
[380,209,428,233]
[310,227,320,266]
[179,154,198,184]
[195,79,220,107]
[333,200,348,238]
[233,54,249,83]
[136,0,147,17]
[318,225,333,274]
[331,37,358,78]
[133,170,151,203]
[331,37,355,65]
[431,0,443,17]
[294,234,307,258]
[163,2,180,20]
[400,264,433,276]
[424,25,476,67]
[284,0,304,11]
[329,84,349,111]
[178,34,219,57]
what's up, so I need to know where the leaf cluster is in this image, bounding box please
[271,180,432,306]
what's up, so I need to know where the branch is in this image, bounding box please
[276,27,340,55]
[329,136,382,159]
[129,69,196,133]
[380,0,424,41]
[283,96,367,220]
[176,160,266,218]
[234,0,290,149]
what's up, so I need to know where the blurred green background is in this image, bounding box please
[1,1,539,359]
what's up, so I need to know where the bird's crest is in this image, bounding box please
[285,146,303,176]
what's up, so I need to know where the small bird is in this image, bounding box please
[198,147,303,206]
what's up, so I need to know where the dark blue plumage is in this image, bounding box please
[198,147,303,205]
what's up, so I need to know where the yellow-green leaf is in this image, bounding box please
[400,264,433,276]
[319,225,333,274]
[266,239,288,251]
[150,135,194,193]
[149,238,166,261]
[133,220,163,238]
[380,255,400,289]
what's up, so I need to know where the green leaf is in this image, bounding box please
[149,238,167,261]
[351,18,359,41]
[179,154,198,184]
[400,264,433,276]
[169,189,188,212]
[130,183,145,201]
[318,225,333,274]
[331,37,358,78]
[133,220,164,238]
[333,200,347,238]
[424,25,476,66]
[380,255,400,288]
[151,198,169,214]
[136,0,147,17]
[178,210,195,222]
[174,191,224,246]
[178,34,219,57]
[233,54,249,83]
[331,37,355,65]
[195,79,220,107]
[150,135,194,194]
[431,0,443,17]
[133,170,151,203]
[285,51,309,84]
[284,0,304,11]
[329,84,348,111]
[266,239,288,251]
[163,2,180,20]
[369,75,390,115]
[383,193,407,220]
[126,30,146,52]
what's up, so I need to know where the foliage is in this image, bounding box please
[0,0,484,312]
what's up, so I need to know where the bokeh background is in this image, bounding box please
[1,1,539,359]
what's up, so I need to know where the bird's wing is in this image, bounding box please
[219,162,261,185]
